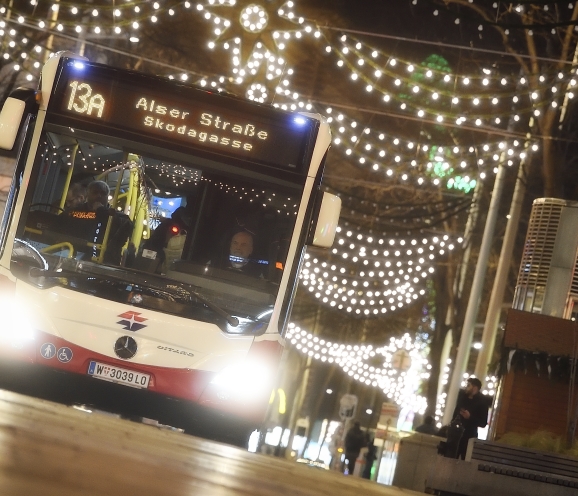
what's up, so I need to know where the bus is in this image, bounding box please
[0,51,340,445]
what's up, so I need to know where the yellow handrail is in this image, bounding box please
[58,144,79,211]
[40,242,75,258]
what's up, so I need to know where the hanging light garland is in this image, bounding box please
[299,226,460,315]
[0,3,550,162]
[421,0,578,39]
[286,322,429,413]
[197,0,307,90]
[286,321,497,424]
[323,33,577,126]
[321,108,535,189]
[1,1,186,41]
[3,0,576,121]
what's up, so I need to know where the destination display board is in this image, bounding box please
[48,59,318,173]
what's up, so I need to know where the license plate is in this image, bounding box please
[88,361,150,388]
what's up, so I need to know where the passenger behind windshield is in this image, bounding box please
[69,180,133,265]
[48,182,86,214]
[78,180,109,211]
[63,183,87,211]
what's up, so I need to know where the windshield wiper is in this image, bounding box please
[29,267,239,327]
[182,287,239,327]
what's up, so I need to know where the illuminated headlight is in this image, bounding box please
[210,361,273,401]
[0,294,35,348]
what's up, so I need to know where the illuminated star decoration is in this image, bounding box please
[286,323,429,413]
[198,0,305,101]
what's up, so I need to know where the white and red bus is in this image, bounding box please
[0,52,340,444]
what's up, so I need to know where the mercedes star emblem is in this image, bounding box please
[114,336,138,359]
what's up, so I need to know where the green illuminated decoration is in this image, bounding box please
[448,176,476,193]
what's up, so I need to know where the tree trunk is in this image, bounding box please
[425,255,455,417]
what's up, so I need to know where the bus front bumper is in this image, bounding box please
[0,329,274,428]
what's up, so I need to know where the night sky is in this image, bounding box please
[277,0,515,86]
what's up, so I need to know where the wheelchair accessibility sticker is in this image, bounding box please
[57,347,73,363]
[40,343,56,359]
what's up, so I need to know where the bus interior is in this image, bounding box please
[12,128,303,333]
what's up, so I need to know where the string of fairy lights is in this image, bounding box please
[285,323,429,413]
[200,0,307,85]
[300,227,460,315]
[327,33,578,124]
[285,320,496,417]
[42,139,299,220]
[0,1,546,193]
[323,109,535,190]
[284,323,497,422]
[2,4,565,115]
[285,319,497,422]
[418,0,578,38]
[3,2,577,114]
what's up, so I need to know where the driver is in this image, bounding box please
[226,230,263,277]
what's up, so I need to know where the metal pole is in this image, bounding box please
[43,0,59,63]
[474,152,529,380]
[442,162,508,425]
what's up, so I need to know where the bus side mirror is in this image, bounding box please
[310,192,341,248]
[0,88,38,150]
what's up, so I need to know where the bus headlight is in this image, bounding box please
[210,361,273,401]
[0,294,35,348]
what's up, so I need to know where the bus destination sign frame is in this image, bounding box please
[47,59,319,174]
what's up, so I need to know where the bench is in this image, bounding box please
[470,440,578,488]
[424,439,578,495]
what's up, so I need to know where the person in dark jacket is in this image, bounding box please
[362,437,377,479]
[451,377,489,459]
[415,415,440,435]
[68,181,133,265]
[344,421,365,475]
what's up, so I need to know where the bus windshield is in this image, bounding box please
[12,128,301,334]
